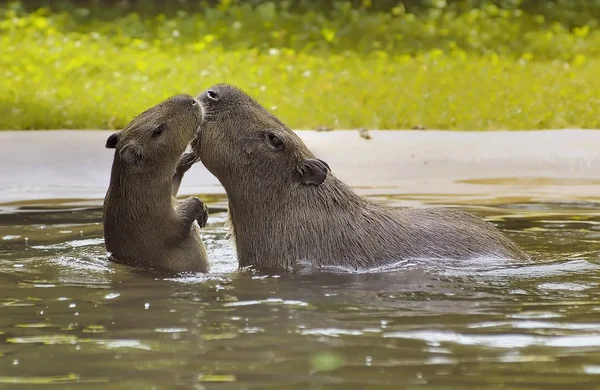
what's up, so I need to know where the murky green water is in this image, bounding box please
[2,192,600,389]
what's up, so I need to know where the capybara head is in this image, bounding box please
[105,94,202,171]
[196,83,330,189]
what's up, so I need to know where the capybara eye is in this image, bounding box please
[152,124,166,137]
[206,90,219,101]
[266,132,284,151]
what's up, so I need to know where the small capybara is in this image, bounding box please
[103,94,209,274]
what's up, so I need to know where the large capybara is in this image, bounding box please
[191,83,529,271]
[103,94,210,274]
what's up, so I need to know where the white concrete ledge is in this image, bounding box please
[1,129,599,205]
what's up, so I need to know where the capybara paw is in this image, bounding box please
[177,151,198,172]
[196,200,209,228]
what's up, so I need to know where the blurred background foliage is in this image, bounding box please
[4,0,600,59]
[1,0,599,130]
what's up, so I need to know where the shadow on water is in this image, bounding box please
[2,192,600,388]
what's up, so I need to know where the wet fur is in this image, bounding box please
[103,94,209,274]
[193,84,529,271]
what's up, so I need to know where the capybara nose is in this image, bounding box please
[317,159,330,172]
[170,94,196,107]
[199,89,219,102]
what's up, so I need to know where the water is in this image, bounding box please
[2,192,600,389]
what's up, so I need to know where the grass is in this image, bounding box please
[2,2,600,130]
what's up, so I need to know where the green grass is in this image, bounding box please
[2,2,600,130]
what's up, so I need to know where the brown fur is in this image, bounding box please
[103,94,209,274]
[192,84,529,271]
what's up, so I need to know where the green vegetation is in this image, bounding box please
[1,0,600,130]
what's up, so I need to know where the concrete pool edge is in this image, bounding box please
[1,129,600,205]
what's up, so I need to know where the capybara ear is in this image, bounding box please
[105,132,119,149]
[119,144,142,164]
[296,158,330,186]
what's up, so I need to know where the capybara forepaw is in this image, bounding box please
[196,201,209,228]
[177,150,198,173]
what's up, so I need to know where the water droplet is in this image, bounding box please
[13,359,18,365]
[144,303,150,310]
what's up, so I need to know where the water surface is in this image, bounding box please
[2,190,600,389]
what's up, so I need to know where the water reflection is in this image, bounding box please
[1,193,600,388]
